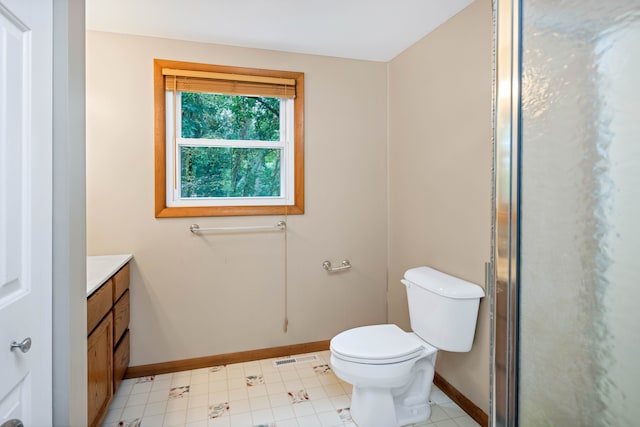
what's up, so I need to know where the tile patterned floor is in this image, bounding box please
[102,351,479,427]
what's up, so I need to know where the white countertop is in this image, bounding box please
[87,254,133,297]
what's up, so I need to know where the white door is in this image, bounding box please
[0,0,53,426]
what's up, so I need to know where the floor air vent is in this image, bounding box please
[272,354,320,367]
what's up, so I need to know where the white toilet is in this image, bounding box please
[330,266,484,427]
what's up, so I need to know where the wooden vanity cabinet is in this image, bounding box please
[87,279,113,334]
[87,311,113,427]
[87,262,131,427]
[112,263,130,390]
[114,330,130,391]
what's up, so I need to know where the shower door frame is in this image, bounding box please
[491,0,521,426]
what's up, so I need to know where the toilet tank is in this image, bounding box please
[402,266,484,352]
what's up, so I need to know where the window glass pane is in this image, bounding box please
[180,146,281,198]
[181,92,281,141]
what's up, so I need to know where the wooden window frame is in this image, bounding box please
[154,59,305,218]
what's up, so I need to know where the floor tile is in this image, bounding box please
[145,401,168,417]
[452,415,481,427]
[165,397,189,413]
[272,405,295,421]
[120,404,145,420]
[295,413,322,427]
[185,405,209,423]
[433,419,462,427]
[311,398,334,414]
[103,351,480,427]
[228,412,253,427]
[250,407,275,424]
[249,395,271,411]
[126,392,149,407]
[162,409,187,427]
[316,410,342,426]
[230,398,252,415]
[140,413,164,427]
[148,389,171,403]
[109,395,128,410]
[291,401,315,418]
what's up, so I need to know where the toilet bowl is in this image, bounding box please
[330,324,438,426]
[330,266,484,427]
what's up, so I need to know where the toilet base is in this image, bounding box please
[350,385,432,427]
[350,386,397,427]
[347,357,435,427]
[395,399,431,426]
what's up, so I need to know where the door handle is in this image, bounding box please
[9,337,31,353]
[1,420,24,427]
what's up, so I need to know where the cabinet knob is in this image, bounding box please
[10,337,31,353]
[1,420,24,427]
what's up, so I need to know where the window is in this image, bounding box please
[154,59,304,217]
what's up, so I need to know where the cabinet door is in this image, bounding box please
[87,279,113,334]
[113,290,129,346]
[114,329,130,391]
[113,263,130,301]
[88,312,113,427]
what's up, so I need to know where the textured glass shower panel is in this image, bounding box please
[519,1,640,426]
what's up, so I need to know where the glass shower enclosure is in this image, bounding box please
[492,0,640,425]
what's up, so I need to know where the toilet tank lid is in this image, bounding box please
[404,266,485,299]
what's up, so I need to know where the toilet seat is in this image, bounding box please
[330,324,429,364]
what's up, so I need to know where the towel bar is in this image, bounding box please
[190,221,286,233]
[323,260,352,272]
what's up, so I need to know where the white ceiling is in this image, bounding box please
[85,0,474,62]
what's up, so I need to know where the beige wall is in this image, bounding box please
[87,0,493,411]
[387,0,493,413]
[86,31,388,365]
